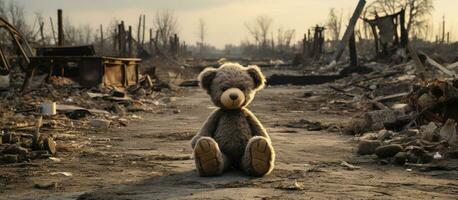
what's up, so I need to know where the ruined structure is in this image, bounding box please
[363,9,409,57]
[301,25,325,62]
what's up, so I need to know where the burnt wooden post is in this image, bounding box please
[57,9,64,46]
[118,21,126,57]
[400,9,408,48]
[39,21,45,45]
[117,24,122,57]
[149,28,153,52]
[369,23,379,54]
[142,14,146,46]
[174,34,179,57]
[307,29,312,57]
[331,0,366,64]
[442,16,445,43]
[137,15,142,45]
[155,30,159,51]
[128,26,133,57]
[349,31,358,67]
[100,24,104,55]
[312,25,319,58]
[302,33,307,57]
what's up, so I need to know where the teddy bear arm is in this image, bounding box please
[190,109,221,148]
[244,109,270,140]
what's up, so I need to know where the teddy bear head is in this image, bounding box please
[198,63,266,110]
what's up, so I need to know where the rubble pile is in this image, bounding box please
[332,59,458,169]
[0,74,171,164]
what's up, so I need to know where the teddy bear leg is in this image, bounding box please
[242,136,275,177]
[194,137,228,177]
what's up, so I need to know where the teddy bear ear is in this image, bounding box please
[247,65,266,90]
[198,67,217,92]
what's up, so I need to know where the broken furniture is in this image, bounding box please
[31,45,141,88]
[23,45,141,90]
[28,55,140,88]
[0,17,142,91]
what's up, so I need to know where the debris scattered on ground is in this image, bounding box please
[0,72,174,164]
[340,161,361,170]
[275,179,305,191]
[339,63,458,169]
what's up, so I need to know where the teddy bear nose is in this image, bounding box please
[229,93,238,100]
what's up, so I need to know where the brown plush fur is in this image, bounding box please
[191,63,275,177]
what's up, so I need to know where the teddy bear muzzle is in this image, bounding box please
[220,88,245,109]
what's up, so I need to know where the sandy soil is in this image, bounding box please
[1,85,458,200]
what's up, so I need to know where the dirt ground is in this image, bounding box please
[1,84,458,200]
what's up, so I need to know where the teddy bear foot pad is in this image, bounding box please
[194,138,222,177]
[249,138,273,176]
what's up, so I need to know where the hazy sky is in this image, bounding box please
[16,0,458,48]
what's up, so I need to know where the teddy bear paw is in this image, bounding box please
[249,137,274,176]
[194,138,223,177]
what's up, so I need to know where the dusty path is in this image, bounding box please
[2,85,458,200]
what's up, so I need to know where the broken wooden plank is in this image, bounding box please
[330,0,366,64]
[407,43,426,79]
[447,62,458,70]
[374,92,410,102]
[426,56,456,77]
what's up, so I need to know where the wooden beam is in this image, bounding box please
[57,9,64,46]
[426,56,456,77]
[142,14,146,46]
[407,43,426,79]
[100,24,104,55]
[330,0,366,64]
[128,26,133,57]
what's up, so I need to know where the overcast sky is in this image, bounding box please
[16,0,458,48]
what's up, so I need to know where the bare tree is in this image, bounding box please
[80,24,93,44]
[153,11,178,48]
[34,12,48,45]
[327,8,343,41]
[197,18,206,54]
[276,27,295,50]
[245,15,273,49]
[6,0,28,35]
[368,0,434,36]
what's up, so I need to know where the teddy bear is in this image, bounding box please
[190,63,275,177]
